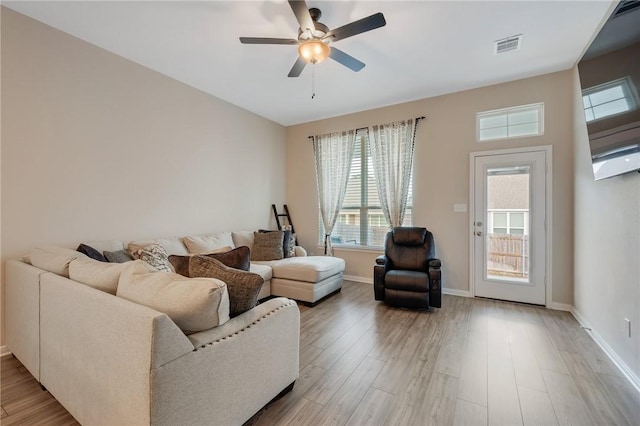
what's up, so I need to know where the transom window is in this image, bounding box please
[477,103,544,142]
[583,77,637,123]
[319,131,413,248]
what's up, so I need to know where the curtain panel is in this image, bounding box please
[313,130,356,255]
[369,119,419,228]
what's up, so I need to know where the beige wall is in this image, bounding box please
[1,8,286,344]
[287,70,575,304]
[572,67,640,378]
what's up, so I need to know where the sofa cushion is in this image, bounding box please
[104,250,134,263]
[251,231,284,261]
[30,247,89,278]
[128,238,189,256]
[182,232,235,254]
[189,256,263,317]
[69,258,146,295]
[76,244,108,262]
[129,243,171,272]
[168,246,251,277]
[249,263,273,282]
[117,262,230,334]
[260,256,346,283]
[231,231,254,250]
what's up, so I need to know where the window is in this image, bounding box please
[319,132,413,247]
[477,103,544,142]
[583,77,637,123]
[488,210,528,235]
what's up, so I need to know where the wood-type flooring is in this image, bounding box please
[2,280,638,425]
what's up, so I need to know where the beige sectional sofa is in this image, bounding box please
[82,230,345,304]
[4,230,345,425]
[6,258,299,425]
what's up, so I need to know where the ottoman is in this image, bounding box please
[255,256,345,305]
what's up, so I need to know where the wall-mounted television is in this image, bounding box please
[577,0,640,180]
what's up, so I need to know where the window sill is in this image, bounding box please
[316,245,384,254]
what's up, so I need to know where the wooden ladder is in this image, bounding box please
[272,204,295,234]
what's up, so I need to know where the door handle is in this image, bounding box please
[476,231,483,236]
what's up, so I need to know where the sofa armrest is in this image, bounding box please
[5,260,45,381]
[373,256,388,301]
[150,297,300,425]
[187,297,297,348]
[294,246,307,257]
[428,258,442,308]
[39,273,194,425]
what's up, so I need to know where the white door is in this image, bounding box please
[472,149,548,305]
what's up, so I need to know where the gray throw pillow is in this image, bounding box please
[259,229,294,258]
[168,246,251,277]
[252,231,284,261]
[104,249,134,263]
[189,255,264,317]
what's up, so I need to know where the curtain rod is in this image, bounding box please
[307,116,426,140]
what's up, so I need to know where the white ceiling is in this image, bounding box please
[4,0,615,126]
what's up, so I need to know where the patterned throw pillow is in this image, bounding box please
[168,246,251,277]
[288,233,297,258]
[252,231,284,261]
[129,243,171,272]
[189,255,264,317]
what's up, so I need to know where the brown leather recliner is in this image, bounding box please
[374,227,442,309]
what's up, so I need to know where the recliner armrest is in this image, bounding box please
[375,255,387,265]
[428,258,441,268]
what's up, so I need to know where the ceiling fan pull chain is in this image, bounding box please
[311,63,316,99]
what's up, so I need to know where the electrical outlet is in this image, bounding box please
[624,318,631,338]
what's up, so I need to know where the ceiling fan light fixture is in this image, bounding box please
[298,40,330,64]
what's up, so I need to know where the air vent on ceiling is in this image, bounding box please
[495,34,522,54]
[613,0,640,18]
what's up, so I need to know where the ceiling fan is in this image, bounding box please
[239,0,386,77]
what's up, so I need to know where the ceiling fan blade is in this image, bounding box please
[239,37,298,45]
[329,12,386,42]
[288,0,316,32]
[288,57,307,77]
[329,47,365,72]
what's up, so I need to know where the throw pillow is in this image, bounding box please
[129,243,172,272]
[76,244,108,262]
[189,255,263,317]
[30,247,89,278]
[69,258,149,294]
[259,229,292,258]
[288,233,297,258]
[168,246,251,277]
[182,232,235,254]
[117,263,230,334]
[252,230,284,261]
[104,249,134,263]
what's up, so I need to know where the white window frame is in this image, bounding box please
[582,76,638,123]
[488,209,529,236]
[476,102,544,142]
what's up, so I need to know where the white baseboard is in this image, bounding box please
[571,307,640,394]
[0,345,11,357]
[548,302,573,311]
[343,275,471,299]
[343,275,373,284]
[442,288,472,298]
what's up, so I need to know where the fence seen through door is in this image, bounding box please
[487,234,529,280]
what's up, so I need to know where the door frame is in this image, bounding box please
[469,145,553,307]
